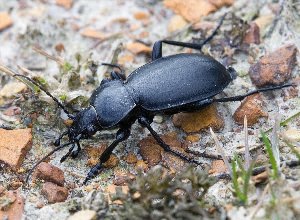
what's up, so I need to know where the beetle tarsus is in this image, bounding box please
[84,163,102,185]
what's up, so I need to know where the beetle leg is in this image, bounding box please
[151,13,226,60]
[60,143,75,163]
[110,71,126,81]
[138,117,201,165]
[71,141,81,158]
[54,131,69,146]
[101,62,126,81]
[214,83,293,103]
[83,127,131,184]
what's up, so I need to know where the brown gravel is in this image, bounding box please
[164,0,216,22]
[135,160,148,172]
[139,137,162,166]
[41,182,68,204]
[252,171,269,185]
[126,42,152,55]
[208,160,228,174]
[249,44,298,87]
[164,0,233,22]
[243,22,260,45]
[233,94,267,126]
[68,210,97,220]
[173,104,224,133]
[139,132,190,170]
[3,106,21,116]
[0,12,13,31]
[0,128,32,171]
[85,145,119,168]
[0,190,24,220]
[80,28,107,40]
[124,152,138,164]
[0,186,5,195]
[33,162,65,186]
[56,0,73,9]
[113,173,135,186]
[185,134,200,143]
[162,149,187,172]
[133,11,150,20]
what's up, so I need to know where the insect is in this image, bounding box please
[9,15,291,184]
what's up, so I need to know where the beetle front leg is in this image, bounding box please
[83,127,131,184]
[138,117,201,165]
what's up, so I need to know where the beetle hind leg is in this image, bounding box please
[138,117,201,166]
[151,13,227,61]
[214,83,293,103]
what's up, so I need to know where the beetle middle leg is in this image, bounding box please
[138,116,201,165]
[83,127,131,184]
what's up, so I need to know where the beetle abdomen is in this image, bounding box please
[126,53,232,111]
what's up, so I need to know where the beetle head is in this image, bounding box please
[68,106,100,140]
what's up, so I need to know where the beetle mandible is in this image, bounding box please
[19,15,291,184]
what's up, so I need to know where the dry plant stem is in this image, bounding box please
[265,0,285,38]
[186,150,222,160]
[244,115,251,170]
[0,63,19,77]
[249,184,270,219]
[281,195,300,204]
[210,127,232,177]
[33,46,65,66]
[89,32,122,50]
[0,64,30,85]
[216,160,300,180]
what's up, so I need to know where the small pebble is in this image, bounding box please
[126,42,151,55]
[33,162,65,186]
[0,128,32,171]
[68,210,97,220]
[124,152,138,164]
[41,182,68,204]
[0,12,13,31]
[0,191,24,220]
[233,94,267,126]
[243,22,260,45]
[173,104,224,133]
[56,0,73,9]
[208,160,228,175]
[249,44,298,87]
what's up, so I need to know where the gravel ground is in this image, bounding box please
[0,0,300,219]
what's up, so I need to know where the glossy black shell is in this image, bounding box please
[90,53,233,128]
[126,53,232,111]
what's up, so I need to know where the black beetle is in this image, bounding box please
[17,15,291,184]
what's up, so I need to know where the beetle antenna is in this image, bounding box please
[25,141,74,183]
[13,74,74,119]
[101,63,123,74]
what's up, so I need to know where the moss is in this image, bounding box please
[83,166,218,219]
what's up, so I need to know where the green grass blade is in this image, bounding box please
[261,131,279,179]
